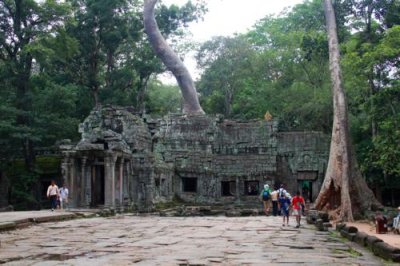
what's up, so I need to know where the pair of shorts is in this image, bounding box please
[292,209,300,216]
[281,208,289,217]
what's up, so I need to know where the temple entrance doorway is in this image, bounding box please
[297,171,318,203]
[91,165,105,206]
[298,180,313,203]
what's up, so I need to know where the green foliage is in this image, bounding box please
[7,160,40,210]
[146,80,182,115]
[197,0,332,131]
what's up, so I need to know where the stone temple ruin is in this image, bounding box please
[60,106,329,211]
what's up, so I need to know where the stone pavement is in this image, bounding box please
[0,215,389,265]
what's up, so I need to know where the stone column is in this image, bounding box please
[80,157,87,207]
[119,159,124,206]
[70,158,76,207]
[61,154,70,187]
[104,154,117,208]
[235,176,241,203]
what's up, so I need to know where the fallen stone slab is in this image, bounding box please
[340,229,356,241]
[31,213,77,223]
[336,223,346,231]
[318,211,329,222]
[0,222,16,231]
[365,235,384,250]
[371,241,400,262]
[15,221,33,229]
[342,225,358,234]
[354,231,368,247]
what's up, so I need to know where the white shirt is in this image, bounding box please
[59,187,69,201]
[47,185,59,197]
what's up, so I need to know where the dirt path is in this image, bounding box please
[347,221,400,249]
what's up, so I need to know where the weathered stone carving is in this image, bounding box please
[61,106,329,210]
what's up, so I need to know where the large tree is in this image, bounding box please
[143,0,204,114]
[0,0,69,170]
[315,0,381,221]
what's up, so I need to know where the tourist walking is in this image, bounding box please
[260,184,272,215]
[271,189,279,216]
[291,191,305,228]
[279,192,291,226]
[59,184,69,210]
[46,180,59,211]
[278,184,286,198]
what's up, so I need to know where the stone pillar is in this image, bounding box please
[70,158,76,207]
[123,161,129,200]
[104,154,117,208]
[61,155,70,187]
[119,159,123,206]
[235,176,241,203]
[84,164,92,207]
[80,157,87,207]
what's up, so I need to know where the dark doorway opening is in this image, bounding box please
[299,180,313,203]
[245,181,259,195]
[91,165,105,206]
[182,178,197,192]
[221,181,235,196]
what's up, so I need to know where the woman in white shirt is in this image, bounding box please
[46,180,59,211]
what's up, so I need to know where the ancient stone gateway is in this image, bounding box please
[60,106,328,210]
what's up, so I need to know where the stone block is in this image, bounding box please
[225,210,241,217]
[365,235,383,250]
[323,222,332,230]
[371,241,400,262]
[315,219,324,231]
[306,210,318,225]
[354,231,368,247]
[317,211,329,222]
[0,222,16,231]
[340,229,356,241]
[342,225,358,234]
[336,223,346,231]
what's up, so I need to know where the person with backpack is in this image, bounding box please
[278,184,286,198]
[259,184,271,215]
[291,191,306,228]
[279,192,291,226]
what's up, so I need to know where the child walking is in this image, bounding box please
[279,192,291,226]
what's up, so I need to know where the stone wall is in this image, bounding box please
[61,107,329,210]
[154,114,328,206]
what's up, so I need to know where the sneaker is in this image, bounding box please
[295,225,299,228]
[51,209,54,212]
[282,224,285,227]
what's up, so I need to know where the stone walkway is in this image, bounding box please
[0,215,387,265]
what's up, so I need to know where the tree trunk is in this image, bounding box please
[0,170,9,208]
[143,0,204,114]
[315,0,381,222]
[15,54,36,172]
[136,75,150,114]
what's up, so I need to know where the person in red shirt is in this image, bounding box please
[291,191,305,228]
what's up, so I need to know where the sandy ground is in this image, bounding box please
[347,221,400,248]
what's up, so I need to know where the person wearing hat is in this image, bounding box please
[260,184,272,215]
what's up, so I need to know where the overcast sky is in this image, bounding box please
[160,0,305,82]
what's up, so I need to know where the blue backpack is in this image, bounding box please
[262,189,270,200]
